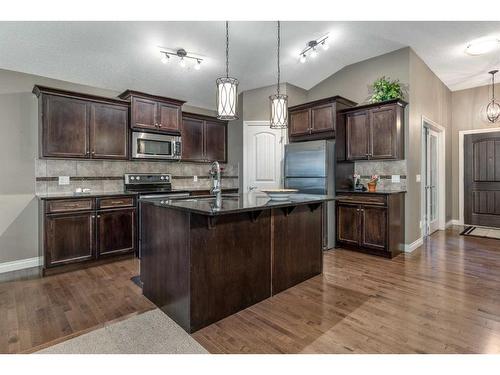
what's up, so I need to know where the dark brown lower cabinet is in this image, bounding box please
[336,192,405,258]
[45,212,95,267]
[42,195,136,275]
[97,208,135,257]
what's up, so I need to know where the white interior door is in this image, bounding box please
[425,128,439,235]
[243,121,286,192]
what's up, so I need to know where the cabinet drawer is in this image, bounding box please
[46,198,94,213]
[336,194,386,206]
[97,196,135,209]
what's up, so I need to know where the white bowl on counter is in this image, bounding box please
[261,189,299,201]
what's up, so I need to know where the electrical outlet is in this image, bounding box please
[193,175,198,182]
[58,176,70,185]
[391,175,400,183]
[416,174,421,183]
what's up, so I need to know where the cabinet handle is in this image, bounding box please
[97,215,101,218]
[110,200,124,204]
[158,123,162,128]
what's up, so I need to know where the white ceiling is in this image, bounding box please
[0,21,499,109]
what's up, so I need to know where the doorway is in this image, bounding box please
[421,117,445,237]
[243,121,286,192]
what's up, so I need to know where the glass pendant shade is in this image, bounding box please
[216,77,239,120]
[269,93,288,128]
[486,70,500,123]
[486,100,500,123]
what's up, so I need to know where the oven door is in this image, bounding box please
[132,132,181,160]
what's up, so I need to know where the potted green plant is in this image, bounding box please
[369,76,406,103]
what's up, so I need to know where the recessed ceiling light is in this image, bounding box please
[465,38,500,56]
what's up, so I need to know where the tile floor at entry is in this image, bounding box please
[0,226,499,354]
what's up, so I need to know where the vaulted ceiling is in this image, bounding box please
[0,21,499,109]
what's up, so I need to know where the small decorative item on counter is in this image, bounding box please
[367,175,379,192]
[353,173,364,191]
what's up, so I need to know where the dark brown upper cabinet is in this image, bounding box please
[341,99,407,161]
[33,86,130,160]
[288,96,356,142]
[181,113,227,163]
[119,90,186,135]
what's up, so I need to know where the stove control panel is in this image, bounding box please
[124,173,172,184]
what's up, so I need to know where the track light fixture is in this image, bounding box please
[159,48,203,70]
[298,34,329,63]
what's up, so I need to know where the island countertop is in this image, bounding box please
[139,193,334,216]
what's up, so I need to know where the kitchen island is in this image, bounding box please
[140,193,334,333]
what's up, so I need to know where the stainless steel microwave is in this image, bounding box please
[132,132,181,160]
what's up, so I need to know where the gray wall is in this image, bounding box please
[0,68,229,265]
[450,82,500,221]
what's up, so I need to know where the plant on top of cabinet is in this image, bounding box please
[288,96,356,142]
[369,76,408,103]
[33,86,130,160]
[119,90,186,134]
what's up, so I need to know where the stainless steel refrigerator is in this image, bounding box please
[284,140,335,250]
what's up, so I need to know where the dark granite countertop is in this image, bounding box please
[36,191,138,200]
[336,189,406,195]
[140,193,334,216]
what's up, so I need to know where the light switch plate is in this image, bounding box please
[391,175,401,183]
[193,175,198,182]
[416,174,421,183]
[58,176,70,185]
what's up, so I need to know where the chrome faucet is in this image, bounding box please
[209,161,221,195]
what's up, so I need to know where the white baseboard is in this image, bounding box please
[448,219,463,227]
[403,237,423,253]
[0,256,41,274]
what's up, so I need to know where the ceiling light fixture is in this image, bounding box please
[298,34,329,63]
[159,48,203,69]
[269,21,288,129]
[216,21,239,121]
[486,70,500,123]
[465,37,500,56]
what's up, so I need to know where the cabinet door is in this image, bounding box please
[336,203,360,246]
[311,103,334,134]
[370,106,397,159]
[158,102,181,133]
[45,212,95,267]
[204,120,227,162]
[131,96,157,130]
[89,103,128,159]
[346,111,370,160]
[42,95,89,158]
[181,117,205,161]
[360,205,387,251]
[96,208,136,257]
[289,109,310,137]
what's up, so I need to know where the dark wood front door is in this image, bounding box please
[97,208,135,257]
[204,120,227,162]
[42,95,89,158]
[464,132,500,227]
[370,106,397,159]
[89,103,128,159]
[45,212,95,267]
[346,111,370,160]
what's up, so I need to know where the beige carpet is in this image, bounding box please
[37,309,208,354]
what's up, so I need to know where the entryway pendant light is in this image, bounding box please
[216,21,239,120]
[269,21,288,129]
[486,70,500,123]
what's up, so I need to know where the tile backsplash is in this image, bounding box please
[35,159,239,195]
[354,160,407,191]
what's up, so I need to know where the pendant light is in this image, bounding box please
[486,70,500,123]
[269,21,288,129]
[216,21,239,120]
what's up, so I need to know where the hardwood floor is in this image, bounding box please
[1,227,499,354]
[192,227,500,353]
[0,259,155,354]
